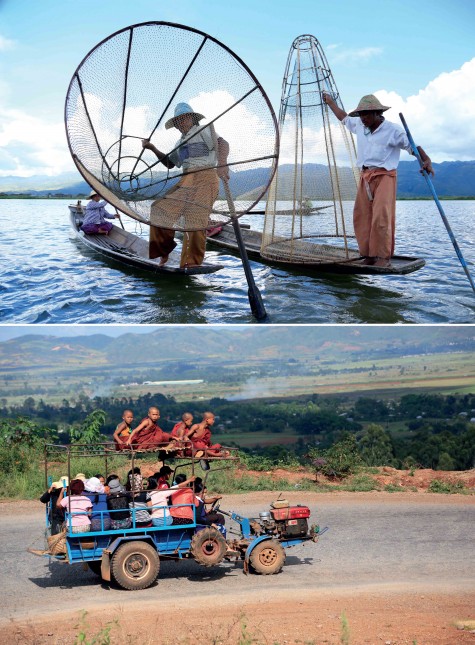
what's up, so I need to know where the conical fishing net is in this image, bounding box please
[65,22,278,231]
[261,35,360,264]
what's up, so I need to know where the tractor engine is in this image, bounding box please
[256,505,311,538]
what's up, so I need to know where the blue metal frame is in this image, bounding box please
[48,500,199,564]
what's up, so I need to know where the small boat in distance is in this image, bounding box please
[68,204,223,275]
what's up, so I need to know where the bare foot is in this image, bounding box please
[362,257,375,265]
[159,255,169,266]
[374,257,391,268]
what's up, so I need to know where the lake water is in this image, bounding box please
[1,198,475,324]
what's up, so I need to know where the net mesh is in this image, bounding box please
[261,35,360,264]
[65,22,278,231]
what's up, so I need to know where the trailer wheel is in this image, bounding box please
[191,528,227,567]
[87,560,102,577]
[249,540,286,575]
[111,541,160,590]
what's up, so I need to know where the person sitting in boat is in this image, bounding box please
[125,406,179,453]
[113,409,134,451]
[81,190,117,235]
[142,102,229,268]
[322,92,433,268]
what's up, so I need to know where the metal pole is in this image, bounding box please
[222,179,267,320]
[399,113,475,295]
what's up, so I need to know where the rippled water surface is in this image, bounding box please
[1,199,475,324]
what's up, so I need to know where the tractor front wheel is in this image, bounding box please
[249,540,285,575]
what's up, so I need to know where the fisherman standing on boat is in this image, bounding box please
[322,93,434,268]
[81,190,117,235]
[142,102,229,268]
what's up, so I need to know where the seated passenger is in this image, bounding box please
[113,409,134,451]
[169,474,199,525]
[81,190,117,235]
[104,473,119,494]
[194,482,225,527]
[126,407,179,453]
[171,412,194,439]
[40,476,68,535]
[171,412,194,455]
[146,474,195,527]
[126,474,152,528]
[186,412,229,458]
[83,477,111,531]
[153,466,173,490]
[106,478,131,530]
[126,467,143,492]
[57,479,93,534]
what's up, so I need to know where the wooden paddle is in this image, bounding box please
[114,208,126,230]
[222,178,267,321]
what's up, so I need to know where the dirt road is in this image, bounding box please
[1,491,474,644]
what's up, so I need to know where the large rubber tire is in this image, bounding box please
[87,560,102,577]
[111,541,160,590]
[190,528,227,567]
[248,540,286,575]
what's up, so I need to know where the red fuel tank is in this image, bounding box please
[270,505,311,521]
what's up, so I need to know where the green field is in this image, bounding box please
[2,350,474,407]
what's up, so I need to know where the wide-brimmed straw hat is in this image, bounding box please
[52,475,69,488]
[165,102,205,130]
[348,94,390,117]
[74,472,87,481]
[87,189,99,199]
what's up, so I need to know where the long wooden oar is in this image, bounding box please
[399,113,475,295]
[222,179,267,320]
[114,208,126,230]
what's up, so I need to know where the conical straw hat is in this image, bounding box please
[348,94,390,117]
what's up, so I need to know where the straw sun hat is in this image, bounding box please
[348,94,390,117]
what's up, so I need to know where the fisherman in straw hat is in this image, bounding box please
[323,92,433,268]
[142,102,229,268]
[80,189,117,236]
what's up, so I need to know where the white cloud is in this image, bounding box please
[0,105,72,177]
[1,58,474,179]
[327,45,383,64]
[0,35,15,51]
[374,57,475,162]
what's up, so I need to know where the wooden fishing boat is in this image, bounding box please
[69,205,223,275]
[205,222,425,275]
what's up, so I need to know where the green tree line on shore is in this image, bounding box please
[1,391,474,473]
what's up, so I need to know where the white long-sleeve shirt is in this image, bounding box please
[343,116,413,170]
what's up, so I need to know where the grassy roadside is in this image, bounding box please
[2,449,473,500]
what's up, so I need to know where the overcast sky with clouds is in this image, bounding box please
[0,0,474,177]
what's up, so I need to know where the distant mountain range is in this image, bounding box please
[1,327,474,371]
[1,161,474,198]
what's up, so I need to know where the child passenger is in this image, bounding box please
[113,409,134,451]
[187,412,229,458]
[126,407,178,452]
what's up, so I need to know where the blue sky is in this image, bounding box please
[0,0,474,176]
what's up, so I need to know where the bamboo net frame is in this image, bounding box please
[261,35,360,264]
